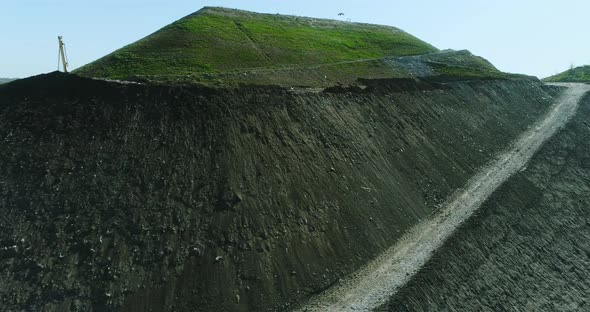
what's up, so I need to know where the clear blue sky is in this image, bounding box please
[2,0,589,78]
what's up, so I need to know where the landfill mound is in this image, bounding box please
[0,72,560,311]
[73,7,523,87]
[74,7,437,83]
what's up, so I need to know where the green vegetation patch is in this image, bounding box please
[131,57,415,87]
[544,65,590,82]
[74,7,437,80]
[429,63,504,79]
[75,8,526,86]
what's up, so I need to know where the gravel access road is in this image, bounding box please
[293,83,590,312]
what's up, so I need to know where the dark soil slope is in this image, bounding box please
[379,93,590,311]
[0,73,559,311]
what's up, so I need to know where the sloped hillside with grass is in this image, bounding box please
[75,7,528,87]
[113,49,529,88]
[544,65,590,82]
[75,7,437,81]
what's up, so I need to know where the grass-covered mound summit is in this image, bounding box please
[74,7,526,86]
[75,7,437,81]
[544,65,590,83]
[75,7,530,87]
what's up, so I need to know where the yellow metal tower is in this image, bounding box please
[58,36,68,73]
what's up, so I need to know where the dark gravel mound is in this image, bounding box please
[0,72,559,311]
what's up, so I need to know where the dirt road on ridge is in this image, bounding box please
[294,83,590,312]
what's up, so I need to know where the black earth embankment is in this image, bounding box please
[380,92,590,311]
[0,73,559,311]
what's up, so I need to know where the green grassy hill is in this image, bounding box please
[75,7,527,87]
[75,7,437,80]
[544,65,590,82]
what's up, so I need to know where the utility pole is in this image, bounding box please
[58,36,69,73]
